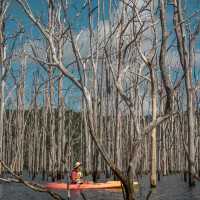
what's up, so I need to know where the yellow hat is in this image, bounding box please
[74,161,81,168]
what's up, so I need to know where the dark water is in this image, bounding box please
[0,175,200,200]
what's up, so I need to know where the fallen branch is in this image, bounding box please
[0,177,19,183]
[146,190,152,200]
[193,174,200,182]
[0,160,65,200]
[80,191,88,200]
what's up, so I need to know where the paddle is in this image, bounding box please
[61,159,70,200]
[66,170,71,200]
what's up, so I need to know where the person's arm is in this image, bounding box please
[79,171,83,178]
[71,171,77,183]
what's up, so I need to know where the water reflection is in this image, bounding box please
[1,175,200,200]
[137,175,200,200]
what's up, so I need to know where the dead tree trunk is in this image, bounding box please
[57,75,63,179]
[0,0,8,175]
[173,0,199,186]
[149,67,157,187]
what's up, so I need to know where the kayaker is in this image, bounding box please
[70,161,83,184]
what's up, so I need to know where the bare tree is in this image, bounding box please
[173,0,200,186]
[159,0,174,113]
[0,0,10,175]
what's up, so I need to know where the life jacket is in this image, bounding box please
[70,169,77,183]
[70,169,82,183]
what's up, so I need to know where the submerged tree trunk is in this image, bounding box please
[0,2,7,174]
[173,0,197,186]
[0,33,5,176]
[150,68,157,187]
[57,76,62,179]
[186,63,195,186]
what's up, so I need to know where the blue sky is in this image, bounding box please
[6,0,116,111]
[4,0,200,111]
[8,0,114,33]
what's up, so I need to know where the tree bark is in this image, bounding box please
[173,0,196,186]
[150,67,157,187]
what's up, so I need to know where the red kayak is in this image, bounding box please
[46,181,139,190]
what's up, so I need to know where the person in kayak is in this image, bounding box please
[70,161,83,184]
